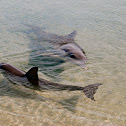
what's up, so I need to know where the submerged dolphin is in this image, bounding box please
[25,25,87,69]
[0,63,102,100]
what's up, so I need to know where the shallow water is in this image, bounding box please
[0,0,126,125]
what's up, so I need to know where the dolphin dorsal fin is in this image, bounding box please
[65,30,77,40]
[25,67,38,81]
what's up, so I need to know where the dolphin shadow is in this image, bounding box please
[58,95,80,112]
[0,79,46,102]
[0,79,80,111]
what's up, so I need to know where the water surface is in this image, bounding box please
[0,0,126,125]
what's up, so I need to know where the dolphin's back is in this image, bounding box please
[0,63,102,100]
[0,63,25,76]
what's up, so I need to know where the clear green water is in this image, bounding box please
[0,0,126,125]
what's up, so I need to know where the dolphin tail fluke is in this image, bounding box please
[83,83,102,101]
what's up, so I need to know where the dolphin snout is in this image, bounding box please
[80,65,88,70]
[73,60,87,69]
[79,63,88,70]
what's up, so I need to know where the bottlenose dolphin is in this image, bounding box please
[24,25,87,69]
[0,63,102,100]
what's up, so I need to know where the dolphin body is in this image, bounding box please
[25,25,87,69]
[0,63,102,100]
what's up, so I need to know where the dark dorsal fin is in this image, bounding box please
[25,67,39,86]
[65,30,77,40]
[26,67,38,80]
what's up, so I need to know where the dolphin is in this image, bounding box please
[24,25,87,69]
[0,63,102,100]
